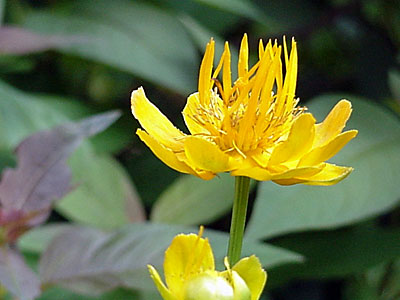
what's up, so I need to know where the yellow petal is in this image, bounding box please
[268,113,316,166]
[222,42,232,101]
[251,150,270,168]
[238,34,249,78]
[273,163,353,186]
[233,256,267,300]
[231,167,273,181]
[195,170,217,180]
[220,258,251,300]
[182,93,210,135]
[271,165,324,185]
[131,87,184,151]
[199,39,215,106]
[137,129,194,175]
[148,265,175,300]
[271,165,323,180]
[314,99,353,147]
[298,130,358,167]
[272,178,308,185]
[164,233,215,296]
[302,163,353,186]
[184,136,231,173]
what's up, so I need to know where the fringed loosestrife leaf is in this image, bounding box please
[0,111,120,242]
[0,246,40,300]
[39,223,302,295]
[0,26,84,55]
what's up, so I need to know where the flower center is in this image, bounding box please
[192,88,304,157]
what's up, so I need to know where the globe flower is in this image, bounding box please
[148,227,266,300]
[131,34,357,185]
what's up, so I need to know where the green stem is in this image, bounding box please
[227,176,251,266]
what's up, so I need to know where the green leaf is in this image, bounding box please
[22,0,198,94]
[58,150,145,228]
[0,80,67,151]
[0,151,15,173]
[179,15,239,78]
[268,227,400,288]
[193,0,265,24]
[151,173,255,225]
[344,261,400,300]
[0,55,35,74]
[343,258,400,300]
[38,223,301,295]
[246,95,400,240]
[388,69,400,101]
[33,94,132,154]
[252,0,320,33]
[344,276,381,300]
[161,0,240,35]
[151,173,234,224]
[0,0,4,24]
[126,150,179,208]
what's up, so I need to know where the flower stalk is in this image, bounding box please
[227,176,251,266]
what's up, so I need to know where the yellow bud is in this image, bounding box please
[231,271,251,300]
[183,273,234,300]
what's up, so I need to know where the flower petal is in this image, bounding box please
[148,265,175,300]
[271,165,323,180]
[238,34,249,78]
[131,87,185,151]
[231,166,273,181]
[199,39,215,106]
[182,92,211,135]
[298,130,358,167]
[233,256,267,300]
[184,136,231,173]
[137,129,194,175]
[273,163,353,186]
[314,99,353,147]
[251,150,270,168]
[268,113,316,166]
[164,232,215,297]
[302,163,354,186]
[234,164,323,182]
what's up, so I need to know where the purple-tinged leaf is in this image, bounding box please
[0,246,40,300]
[0,209,40,244]
[39,225,187,295]
[39,227,126,295]
[39,223,302,295]
[0,26,85,55]
[0,111,120,238]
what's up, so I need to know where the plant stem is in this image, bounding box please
[227,176,251,266]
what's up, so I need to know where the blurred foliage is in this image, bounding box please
[0,0,400,299]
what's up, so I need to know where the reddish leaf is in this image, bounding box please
[0,246,40,300]
[0,26,85,54]
[0,111,120,241]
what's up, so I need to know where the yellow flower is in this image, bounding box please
[131,34,357,185]
[148,227,267,300]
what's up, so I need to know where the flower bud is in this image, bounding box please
[148,229,266,300]
[183,271,252,300]
[184,273,234,300]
